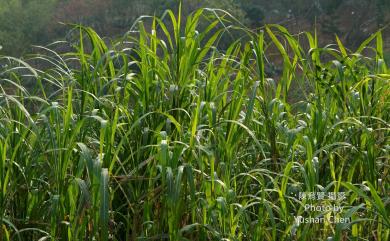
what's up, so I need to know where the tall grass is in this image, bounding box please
[0,7,389,241]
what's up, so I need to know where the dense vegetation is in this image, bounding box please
[0,6,389,241]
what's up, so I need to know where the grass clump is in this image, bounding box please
[0,7,389,241]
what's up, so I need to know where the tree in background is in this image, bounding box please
[51,0,152,37]
[0,0,57,56]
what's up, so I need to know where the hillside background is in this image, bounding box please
[0,0,389,58]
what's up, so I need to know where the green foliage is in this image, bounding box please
[0,6,389,241]
[0,0,56,56]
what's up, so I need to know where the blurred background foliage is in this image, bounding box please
[0,0,389,56]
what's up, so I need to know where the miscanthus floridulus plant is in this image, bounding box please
[0,6,389,241]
